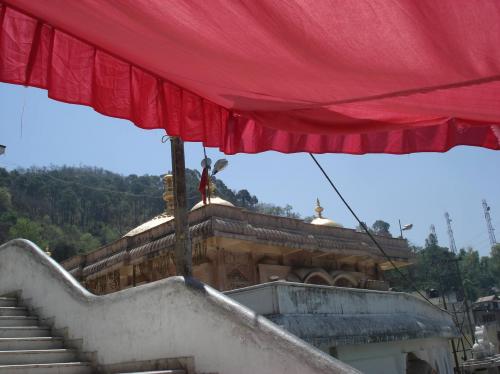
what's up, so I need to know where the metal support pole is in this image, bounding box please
[170,136,192,277]
[453,259,475,345]
[441,285,461,373]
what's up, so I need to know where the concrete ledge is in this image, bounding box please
[0,239,359,374]
[226,281,458,346]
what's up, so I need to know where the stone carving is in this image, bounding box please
[107,270,120,292]
[225,250,253,287]
[227,268,251,289]
[152,252,175,279]
[225,250,249,266]
[193,240,209,265]
[86,278,98,293]
[97,275,107,294]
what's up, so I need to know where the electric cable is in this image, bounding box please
[43,173,164,200]
[308,153,450,311]
[308,152,477,350]
[19,87,27,139]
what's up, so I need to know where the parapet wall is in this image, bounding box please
[0,239,358,374]
[226,282,458,347]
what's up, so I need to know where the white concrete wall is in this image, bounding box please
[226,281,454,325]
[0,239,358,374]
[337,338,453,374]
[227,281,456,374]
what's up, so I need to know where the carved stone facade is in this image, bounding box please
[63,204,414,295]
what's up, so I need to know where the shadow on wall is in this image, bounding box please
[406,353,437,374]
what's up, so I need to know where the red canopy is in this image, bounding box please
[1,0,500,154]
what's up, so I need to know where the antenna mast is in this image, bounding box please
[430,224,437,241]
[482,199,497,247]
[444,212,457,253]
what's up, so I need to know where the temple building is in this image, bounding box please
[56,175,459,374]
[61,174,414,295]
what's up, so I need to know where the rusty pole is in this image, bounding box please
[170,136,192,277]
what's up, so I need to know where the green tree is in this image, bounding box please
[491,244,500,288]
[372,220,392,237]
[77,233,101,253]
[235,189,258,210]
[459,247,481,301]
[8,217,47,248]
[0,165,303,262]
[254,203,300,218]
[0,187,12,211]
[385,233,458,294]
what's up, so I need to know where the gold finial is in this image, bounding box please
[208,177,216,196]
[162,174,174,216]
[314,198,324,218]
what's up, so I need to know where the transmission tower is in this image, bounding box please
[444,212,457,253]
[430,224,437,241]
[482,199,497,246]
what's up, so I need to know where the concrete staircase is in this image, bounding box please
[0,295,92,373]
[0,296,188,374]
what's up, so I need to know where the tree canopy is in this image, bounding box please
[385,232,499,301]
[372,220,392,237]
[0,166,299,261]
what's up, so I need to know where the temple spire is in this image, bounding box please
[315,198,324,218]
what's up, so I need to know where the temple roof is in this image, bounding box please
[63,204,414,278]
[124,212,174,237]
[191,196,235,211]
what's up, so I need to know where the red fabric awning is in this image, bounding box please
[1,0,500,154]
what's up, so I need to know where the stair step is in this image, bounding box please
[0,316,39,327]
[0,337,64,351]
[118,371,186,374]
[0,348,78,365]
[0,298,17,308]
[0,327,51,338]
[0,307,29,317]
[0,362,92,374]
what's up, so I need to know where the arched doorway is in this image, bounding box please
[333,276,357,288]
[331,272,358,288]
[303,271,334,286]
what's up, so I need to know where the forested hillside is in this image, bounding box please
[1,166,498,300]
[385,234,500,301]
[0,166,298,261]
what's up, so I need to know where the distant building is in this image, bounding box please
[227,281,457,374]
[473,295,500,354]
[62,177,414,294]
[59,176,460,373]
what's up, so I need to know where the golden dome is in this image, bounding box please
[124,212,174,237]
[191,174,234,211]
[310,198,343,228]
[124,173,176,237]
[191,196,234,211]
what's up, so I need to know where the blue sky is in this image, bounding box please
[1,83,499,256]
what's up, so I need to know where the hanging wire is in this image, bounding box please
[308,153,475,347]
[161,134,172,143]
[19,87,27,139]
[308,154,440,304]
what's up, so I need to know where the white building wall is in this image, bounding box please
[337,338,453,374]
[0,239,358,374]
[227,281,457,374]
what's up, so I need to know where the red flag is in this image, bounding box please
[198,167,208,205]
